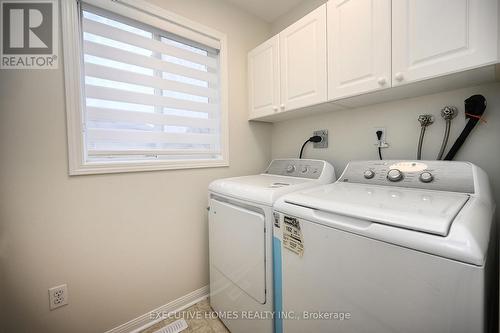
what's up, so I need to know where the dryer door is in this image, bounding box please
[209,198,266,304]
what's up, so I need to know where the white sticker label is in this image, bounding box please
[283,216,304,256]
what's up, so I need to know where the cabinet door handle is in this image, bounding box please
[280,104,285,109]
[377,77,387,85]
[395,72,404,82]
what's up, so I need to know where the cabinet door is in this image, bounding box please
[248,35,280,119]
[280,4,327,112]
[328,0,391,100]
[392,0,499,86]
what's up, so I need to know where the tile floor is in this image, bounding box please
[141,299,230,333]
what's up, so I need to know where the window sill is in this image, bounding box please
[69,159,229,175]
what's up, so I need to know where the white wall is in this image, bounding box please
[272,82,500,205]
[0,0,271,332]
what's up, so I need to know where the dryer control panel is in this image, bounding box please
[338,160,474,193]
[264,159,329,180]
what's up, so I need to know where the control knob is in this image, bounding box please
[301,166,308,173]
[419,172,434,183]
[363,170,375,179]
[286,165,295,173]
[387,169,403,182]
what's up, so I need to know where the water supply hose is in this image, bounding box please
[436,106,457,160]
[416,114,434,160]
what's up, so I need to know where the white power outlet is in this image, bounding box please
[374,127,389,148]
[48,284,68,310]
[313,129,328,148]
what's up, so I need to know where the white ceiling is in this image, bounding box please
[225,0,303,22]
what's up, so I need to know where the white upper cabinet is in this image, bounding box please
[248,0,499,122]
[248,35,280,119]
[392,0,499,86]
[279,4,327,112]
[328,0,391,100]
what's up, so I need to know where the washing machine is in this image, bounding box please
[208,159,335,333]
[273,160,496,333]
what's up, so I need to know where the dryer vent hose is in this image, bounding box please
[444,95,486,161]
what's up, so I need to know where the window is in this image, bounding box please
[61,0,228,175]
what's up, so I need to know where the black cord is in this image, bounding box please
[376,130,383,160]
[299,141,309,159]
[299,135,322,159]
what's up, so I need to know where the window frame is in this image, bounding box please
[61,0,229,175]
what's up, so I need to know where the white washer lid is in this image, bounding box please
[284,182,469,236]
[209,174,317,206]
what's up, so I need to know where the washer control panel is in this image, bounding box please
[265,159,326,179]
[339,160,474,193]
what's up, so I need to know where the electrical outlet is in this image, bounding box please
[313,129,328,148]
[374,127,389,148]
[49,284,68,310]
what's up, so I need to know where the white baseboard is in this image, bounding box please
[103,285,209,333]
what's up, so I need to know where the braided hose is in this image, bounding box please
[437,106,457,160]
[416,114,434,160]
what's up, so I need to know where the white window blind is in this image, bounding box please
[80,4,222,163]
